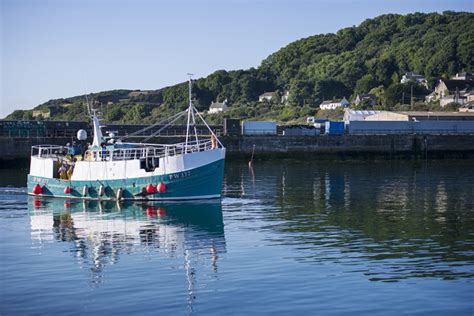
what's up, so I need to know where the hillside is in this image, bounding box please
[6,11,473,124]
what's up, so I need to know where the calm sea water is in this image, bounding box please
[1,159,473,315]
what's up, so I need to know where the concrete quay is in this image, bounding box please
[1,134,473,165]
[222,134,474,159]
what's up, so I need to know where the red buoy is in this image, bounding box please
[64,186,71,194]
[146,184,155,193]
[33,184,42,195]
[157,182,166,193]
[157,207,166,217]
[33,199,42,209]
[146,207,155,217]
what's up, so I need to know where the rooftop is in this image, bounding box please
[441,79,474,91]
[357,93,376,98]
[396,111,474,117]
[404,72,426,78]
[321,98,345,104]
[210,101,227,109]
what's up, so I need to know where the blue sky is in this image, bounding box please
[1,0,473,117]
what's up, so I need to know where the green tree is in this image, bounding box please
[385,83,430,108]
[355,74,377,94]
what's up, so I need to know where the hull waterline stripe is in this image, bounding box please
[27,192,222,201]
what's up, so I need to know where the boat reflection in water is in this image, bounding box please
[28,197,226,304]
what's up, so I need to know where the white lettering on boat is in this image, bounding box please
[168,171,191,180]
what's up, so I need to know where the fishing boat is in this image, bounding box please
[27,77,226,200]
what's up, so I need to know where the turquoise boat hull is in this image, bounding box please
[27,159,225,201]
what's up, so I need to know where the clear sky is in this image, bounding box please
[1,0,473,118]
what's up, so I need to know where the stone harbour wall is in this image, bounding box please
[1,134,473,164]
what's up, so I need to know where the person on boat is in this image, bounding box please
[61,142,71,157]
[82,143,90,160]
[58,164,67,180]
[66,165,74,180]
[101,144,107,161]
[65,142,78,161]
[211,135,217,149]
[70,141,80,155]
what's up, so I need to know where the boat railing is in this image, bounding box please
[31,145,67,158]
[31,139,216,162]
[84,139,215,162]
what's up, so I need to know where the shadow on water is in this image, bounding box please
[224,159,474,282]
[28,197,226,308]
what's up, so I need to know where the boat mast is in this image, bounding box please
[185,74,193,152]
[86,95,104,148]
[91,109,104,147]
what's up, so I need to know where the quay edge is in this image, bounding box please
[1,134,474,166]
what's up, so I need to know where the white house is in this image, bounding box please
[209,99,228,114]
[319,97,350,110]
[353,93,377,106]
[400,72,428,88]
[259,92,275,102]
[434,79,473,100]
[452,72,473,81]
[440,95,467,107]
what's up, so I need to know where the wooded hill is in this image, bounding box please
[6,11,473,124]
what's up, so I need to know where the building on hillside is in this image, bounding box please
[459,102,474,113]
[32,110,50,119]
[259,92,276,102]
[208,99,228,114]
[465,91,474,102]
[425,92,437,103]
[440,95,468,107]
[452,72,474,80]
[343,110,384,125]
[129,90,151,97]
[32,107,60,119]
[319,97,350,110]
[364,111,474,121]
[434,79,473,99]
[400,72,428,88]
[353,94,377,106]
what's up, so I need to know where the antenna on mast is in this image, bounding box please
[85,95,92,115]
[187,73,194,107]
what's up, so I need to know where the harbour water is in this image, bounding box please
[1,159,473,315]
